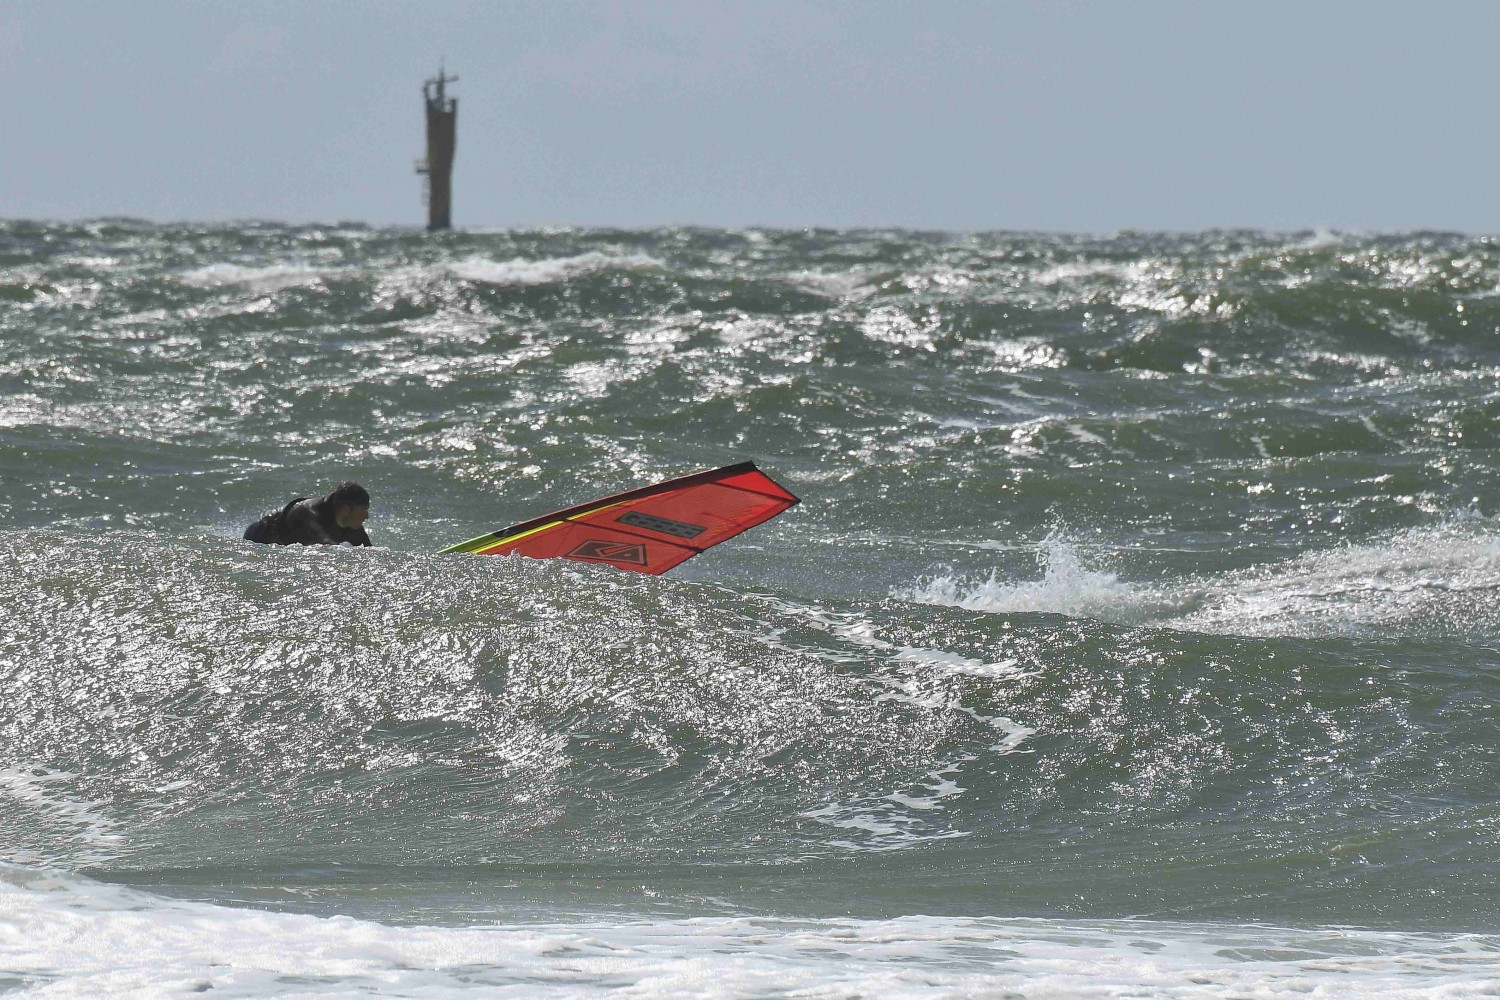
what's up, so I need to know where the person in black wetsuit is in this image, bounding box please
[243,481,372,547]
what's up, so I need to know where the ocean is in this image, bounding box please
[3,221,1500,997]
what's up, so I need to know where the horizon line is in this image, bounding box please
[4,216,1496,240]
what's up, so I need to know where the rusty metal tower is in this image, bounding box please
[416,66,458,231]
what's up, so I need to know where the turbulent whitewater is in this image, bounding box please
[4,221,1500,997]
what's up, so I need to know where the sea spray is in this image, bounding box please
[898,531,1168,622]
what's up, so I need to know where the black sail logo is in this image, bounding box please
[567,540,648,566]
[616,510,706,539]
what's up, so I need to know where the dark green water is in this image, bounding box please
[5,222,1500,996]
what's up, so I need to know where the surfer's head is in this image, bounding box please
[327,481,370,529]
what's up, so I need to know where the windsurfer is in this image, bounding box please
[243,481,372,547]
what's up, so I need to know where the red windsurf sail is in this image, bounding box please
[438,461,799,575]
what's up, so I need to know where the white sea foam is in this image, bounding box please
[1030,258,1230,319]
[1165,521,1500,637]
[2,869,1495,999]
[445,252,660,286]
[901,523,1500,639]
[798,796,972,850]
[1292,227,1350,250]
[181,253,661,292]
[1033,259,1135,285]
[784,267,879,299]
[0,769,124,866]
[763,600,1034,739]
[892,647,1028,680]
[754,597,1033,850]
[900,533,1164,622]
[179,262,334,290]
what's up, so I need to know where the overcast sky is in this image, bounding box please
[2,1,1497,232]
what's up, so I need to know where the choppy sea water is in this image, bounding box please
[4,221,1500,997]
